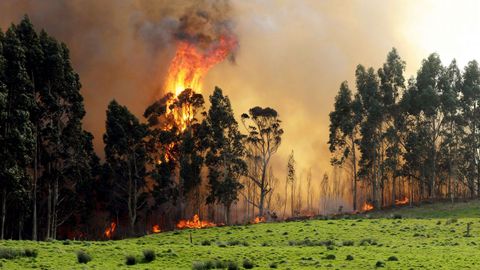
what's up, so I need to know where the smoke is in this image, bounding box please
[1,0,479,213]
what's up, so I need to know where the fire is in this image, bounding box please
[253,216,266,224]
[362,202,374,212]
[152,224,161,233]
[164,36,238,96]
[104,222,116,238]
[176,214,217,229]
[395,197,409,205]
[162,35,237,129]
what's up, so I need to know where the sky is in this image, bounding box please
[1,0,480,194]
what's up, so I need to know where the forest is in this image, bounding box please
[329,48,480,211]
[2,15,480,242]
[0,17,285,240]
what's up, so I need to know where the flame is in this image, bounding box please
[152,224,161,233]
[104,222,116,239]
[362,202,374,212]
[162,35,237,130]
[253,216,266,224]
[395,197,409,205]
[164,36,238,97]
[176,214,217,229]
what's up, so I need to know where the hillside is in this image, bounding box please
[2,200,480,269]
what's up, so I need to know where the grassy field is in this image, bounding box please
[2,200,480,269]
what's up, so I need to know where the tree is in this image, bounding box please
[285,150,296,217]
[328,81,361,211]
[0,26,35,239]
[241,106,283,217]
[104,100,148,235]
[204,87,246,224]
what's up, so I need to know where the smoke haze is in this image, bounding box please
[1,0,480,211]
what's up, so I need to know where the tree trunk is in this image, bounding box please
[32,131,38,241]
[224,204,230,225]
[351,137,357,211]
[52,177,59,239]
[1,188,6,240]
[46,182,52,240]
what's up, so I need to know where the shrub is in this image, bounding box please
[213,259,227,268]
[392,214,402,219]
[227,261,239,270]
[243,259,254,269]
[446,218,458,225]
[325,254,336,260]
[76,250,92,264]
[0,248,21,259]
[201,240,211,246]
[342,240,354,246]
[125,254,137,265]
[192,261,206,270]
[359,238,378,246]
[375,261,385,267]
[24,249,38,258]
[269,262,278,268]
[387,256,398,261]
[143,249,155,262]
[346,255,354,260]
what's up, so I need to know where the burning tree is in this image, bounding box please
[241,107,283,218]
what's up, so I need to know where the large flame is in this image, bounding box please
[162,35,237,130]
[164,36,238,96]
[104,222,116,239]
[176,214,217,229]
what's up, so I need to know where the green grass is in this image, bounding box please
[2,200,480,269]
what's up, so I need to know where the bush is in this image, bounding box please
[375,261,385,267]
[143,249,155,262]
[0,248,21,259]
[325,254,336,260]
[359,238,378,246]
[269,262,278,268]
[24,249,38,258]
[392,214,402,219]
[342,240,354,246]
[387,256,398,261]
[243,259,254,269]
[201,240,211,246]
[227,261,239,270]
[192,261,206,270]
[76,250,92,264]
[125,254,137,265]
[346,255,354,261]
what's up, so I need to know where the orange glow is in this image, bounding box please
[253,216,266,224]
[162,35,237,130]
[395,197,409,205]
[104,222,116,238]
[176,214,217,229]
[362,202,374,212]
[152,224,161,233]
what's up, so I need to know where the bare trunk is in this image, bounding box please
[1,188,6,240]
[32,132,38,241]
[351,137,357,211]
[46,182,52,240]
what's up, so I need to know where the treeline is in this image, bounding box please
[0,17,284,240]
[329,48,480,211]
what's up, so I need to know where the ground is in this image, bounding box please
[2,200,480,269]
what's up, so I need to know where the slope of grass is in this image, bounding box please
[2,200,480,269]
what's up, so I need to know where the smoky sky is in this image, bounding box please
[1,0,480,209]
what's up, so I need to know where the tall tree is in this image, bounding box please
[104,100,148,235]
[204,87,246,224]
[241,106,283,217]
[328,81,361,211]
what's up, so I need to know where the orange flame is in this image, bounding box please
[104,222,116,238]
[395,197,409,205]
[362,202,374,212]
[152,224,161,233]
[162,35,237,130]
[164,36,238,96]
[176,214,216,229]
[253,216,266,224]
